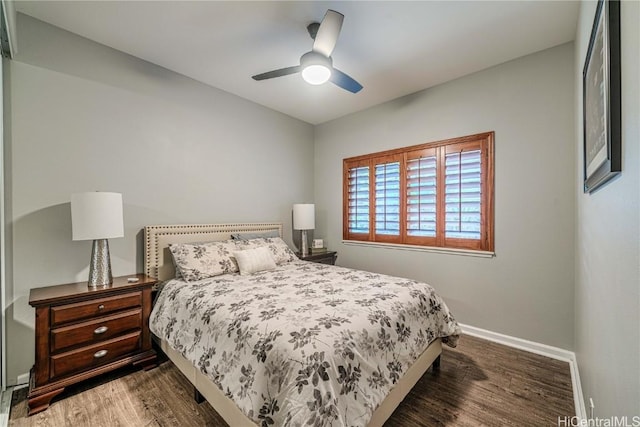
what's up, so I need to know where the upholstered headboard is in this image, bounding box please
[144,223,283,281]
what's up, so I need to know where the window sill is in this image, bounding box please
[342,240,495,258]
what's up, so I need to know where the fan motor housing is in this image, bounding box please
[300,51,332,68]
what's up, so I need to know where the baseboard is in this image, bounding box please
[459,323,586,420]
[15,373,29,386]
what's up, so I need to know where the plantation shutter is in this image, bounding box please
[444,142,484,249]
[345,160,371,239]
[374,156,402,241]
[405,148,437,246]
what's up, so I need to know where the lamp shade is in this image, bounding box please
[293,204,315,230]
[71,192,124,241]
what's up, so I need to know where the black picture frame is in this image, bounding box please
[583,0,621,193]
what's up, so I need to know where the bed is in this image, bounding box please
[145,223,461,427]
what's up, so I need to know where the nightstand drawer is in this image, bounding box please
[50,309,142,353]
[50,331,141,379]
[51,292,142,326]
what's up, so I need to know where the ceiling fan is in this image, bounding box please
[252,10,363,93]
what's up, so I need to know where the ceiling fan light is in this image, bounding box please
[302,64,331,85]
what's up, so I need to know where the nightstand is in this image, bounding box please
[27,274,157,415]
[297,250,337,265]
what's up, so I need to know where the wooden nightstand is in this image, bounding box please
[27,274,158,415]
[297,250,337,265]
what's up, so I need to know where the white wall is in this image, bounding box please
[314,43,576,349]
[3,14,314,385]
[574,0,640,418]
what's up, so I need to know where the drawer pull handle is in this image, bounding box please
[97,304,105,311]
[94,350,108,359]
[94,326,108,335]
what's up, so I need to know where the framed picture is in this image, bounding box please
[583,0,621,193]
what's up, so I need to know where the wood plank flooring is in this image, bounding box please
[9,334,574,426]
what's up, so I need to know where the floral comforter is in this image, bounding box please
[150,261,461,427]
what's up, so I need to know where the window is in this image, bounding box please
[343,132,494,252]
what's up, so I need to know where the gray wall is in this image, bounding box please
[314,43,576,350]
[3,14,314,384]
[574,0,640,418]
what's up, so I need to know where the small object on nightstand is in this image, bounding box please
[297,250,337,265]
[27,274,158,415]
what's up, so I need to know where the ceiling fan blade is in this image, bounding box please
[252,66,301,81]
[312,10,344,57]
[330,68,363,93]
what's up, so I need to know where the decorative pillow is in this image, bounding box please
[235,237,298,265]
[169,240,239,282]
[234,246,277,275]
[231,230,280,240]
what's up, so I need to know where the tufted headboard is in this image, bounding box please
[144,223,283,281]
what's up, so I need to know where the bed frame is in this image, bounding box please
[144,223,442,427]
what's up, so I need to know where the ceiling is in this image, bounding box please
[15,1,579,125]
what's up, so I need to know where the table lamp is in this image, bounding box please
[293,203,315,256]
[71,192,124,287]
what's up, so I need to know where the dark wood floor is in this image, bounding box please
[9,334,574,426]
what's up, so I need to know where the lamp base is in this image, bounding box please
[301,230,309,257]
[88,239,113,287]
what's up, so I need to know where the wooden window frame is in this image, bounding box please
[343,131,494,252]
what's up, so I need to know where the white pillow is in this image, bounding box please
[234,246,277,275]
[234,237,299,264]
